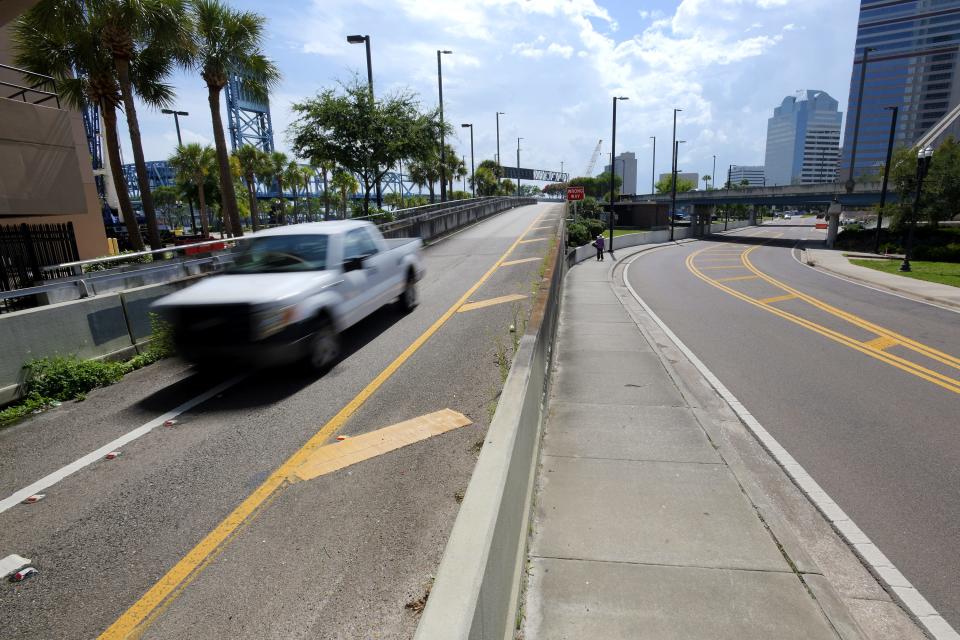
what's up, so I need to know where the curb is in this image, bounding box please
[804,252,960,312]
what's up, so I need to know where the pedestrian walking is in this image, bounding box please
[594,234,605,261]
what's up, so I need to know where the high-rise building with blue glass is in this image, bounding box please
[841,0,960,181]
[764,90,843,186]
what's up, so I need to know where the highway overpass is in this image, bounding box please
[635,181,895,208]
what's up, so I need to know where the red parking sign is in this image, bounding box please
[567,186,585,201]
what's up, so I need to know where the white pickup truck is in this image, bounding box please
[153,220,424,372]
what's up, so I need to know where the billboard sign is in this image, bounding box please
[501,167,569,182]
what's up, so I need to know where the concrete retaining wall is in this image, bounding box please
[0,278,197,405]
[414,219,565,640]
[568,220,753,266]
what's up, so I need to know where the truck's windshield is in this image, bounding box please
[231,235,328,273]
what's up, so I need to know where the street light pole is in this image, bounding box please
[900,146,933,272]
[437,49,452,202]
[496,111,505,188]
[846,46,876,193]
[161,108,196,232]
[875,106,899,254]
[610,96,628,255]
[462,123,475,197]
[711,154,716,190]
[650,136,656,195]
[347,34,381,209]
[670,108,681,241]
[516,137,523,200]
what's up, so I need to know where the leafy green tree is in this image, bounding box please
[151,184,182,228]
[13,0,148,250]
[407,154,441,202]
[97,0,191,249]
[189,0,280,237]
[655,174,696,194]
[289,77,440,214]
[499,179,516,195]
[169,143,216,237]
[233,145,270,231]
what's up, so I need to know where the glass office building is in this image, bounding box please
[764,91,843,186]
[841,0,960,181]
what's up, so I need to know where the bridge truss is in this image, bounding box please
[225,70,275,155]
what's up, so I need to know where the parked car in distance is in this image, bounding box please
[153,220,424,372]
[783,213,792,220]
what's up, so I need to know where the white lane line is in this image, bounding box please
[620,252,959,640]
[0,376,243,515]
[791,245,959,315]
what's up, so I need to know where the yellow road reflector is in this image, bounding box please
[459,293,527,312]
[290,409,473,482]
[863,335,900,351]
[501,257,541,267]
[759,293,799,304]
[716,275,761,282]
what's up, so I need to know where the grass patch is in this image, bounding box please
[0,314,173,428]
[850,258,960,288]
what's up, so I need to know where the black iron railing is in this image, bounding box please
[0,222,79,313]
[0,63,61,108]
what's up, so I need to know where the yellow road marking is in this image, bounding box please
[458,293,528,312]
[685,247,960,395]
[531,225,555,230]
[759,293,798,304]
[291,410,472,482]
[519,237,546,244]
[501,257,541,267]
[739,248,960,370]
[701,265,750,270]
[716,275,761,282]
[863,335,899,352]
[98,210,549,640]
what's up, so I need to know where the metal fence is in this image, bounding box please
[0,223,80,313]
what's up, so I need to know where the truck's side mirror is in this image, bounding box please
[343,256,364,272]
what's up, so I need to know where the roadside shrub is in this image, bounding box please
[584,218,606,240]
[914,242,960,262]
[567,222,590,247]
[27,356,127,401]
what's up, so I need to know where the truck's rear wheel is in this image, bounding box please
[307,316,339,373]
[400,272,418,312]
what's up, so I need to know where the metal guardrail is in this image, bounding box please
[1,198,538,307]
[0,63,61,108]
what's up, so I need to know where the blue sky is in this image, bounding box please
[121,0,860,191]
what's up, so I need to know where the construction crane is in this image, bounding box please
[584,139,603,176]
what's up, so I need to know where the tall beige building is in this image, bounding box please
[1,1,107,260]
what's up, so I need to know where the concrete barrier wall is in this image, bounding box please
[568,220,752,266]
[0,279,196,405]
[415,219,565,640]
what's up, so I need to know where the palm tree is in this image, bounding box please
[233,145,269,231]
[169,143,216,237]
[266,151,288,223]
[283,161,302,223]
[298,165,316,221]
[407,155,440,204]
[96,0,191,250]
[189,0,280,238]
[331,170,359,219]
[13,0,147,251]
[309,157,335,220]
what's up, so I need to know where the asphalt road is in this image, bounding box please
[625,219,960,630]
[0,202,563,639]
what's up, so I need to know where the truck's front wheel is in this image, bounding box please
[400,273,418,313]
[307,316,339,373]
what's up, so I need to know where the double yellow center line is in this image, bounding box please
[686,244,960,395]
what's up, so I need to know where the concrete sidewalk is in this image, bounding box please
[521,246,927,640]
[805,247,960,310]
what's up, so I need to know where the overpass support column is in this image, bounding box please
[826,201,842,249]
[691,204,715,236]
[748,205,757,226]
